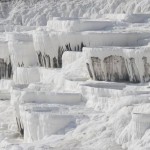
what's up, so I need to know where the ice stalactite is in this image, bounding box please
[86,63,93,79]
[37,52,51,68]
[84,47,150,83]
[103,56,129,82]
[91,57,105,81]
[58,46,64,68]
[36,42,86,69]
[129,58,140,83]
[89,56,129,82]
[142,57,150,82]
[37,52,42,67]
[16,117,24,136]
[45,54,51,68]
[0,57,12,79]
[53,57,58,68]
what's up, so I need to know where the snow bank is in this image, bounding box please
[80,82,126,111]
[102,14,150,23]
[47,18,115,32]
[0,79,14,91]
[62,51,83,67]
[11,87,82,134]
[0,79,14,100]
[20,103,76,142]
[83,47,150,82]
[13,67,40,84]
[4,0,150,26]
[0,24,36,32]
[123,14,150,23]
[0,90,10,100]
[81,81,150,112]
[0,41,9,59]
[20,91,82,105]
[38,68,64,89]
[81,82,125,97]
[62,56,89,81]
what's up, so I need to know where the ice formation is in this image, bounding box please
[7,33,38,69]
[20,103,77,142]
[1,1,150,150]
[83,47,150,83]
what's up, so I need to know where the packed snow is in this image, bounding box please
[1,0,150,150]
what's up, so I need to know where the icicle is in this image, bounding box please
[103,56,129,82]
[43,54,46,67]
[81,42,85,51]
[58,47,62,68]
[129,58,140,83]
[142,57,150,82]
[8,60,12,78]
[68,43,72,51]
[53,57,58,68]
[16,117,24,136]
[86,63,93,79]
[91,57,104,81]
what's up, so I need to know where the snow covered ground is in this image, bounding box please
[1,0,150,150]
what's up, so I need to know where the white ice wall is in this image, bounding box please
[7,32,38,70]
[0,41,9,59]
[83,47,150,82]
[33,27,150,70]
[20,103,76,142]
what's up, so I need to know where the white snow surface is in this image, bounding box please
[1,0,150,150]
[2,0,150,26]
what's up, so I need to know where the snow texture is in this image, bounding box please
[1,1,150,150]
